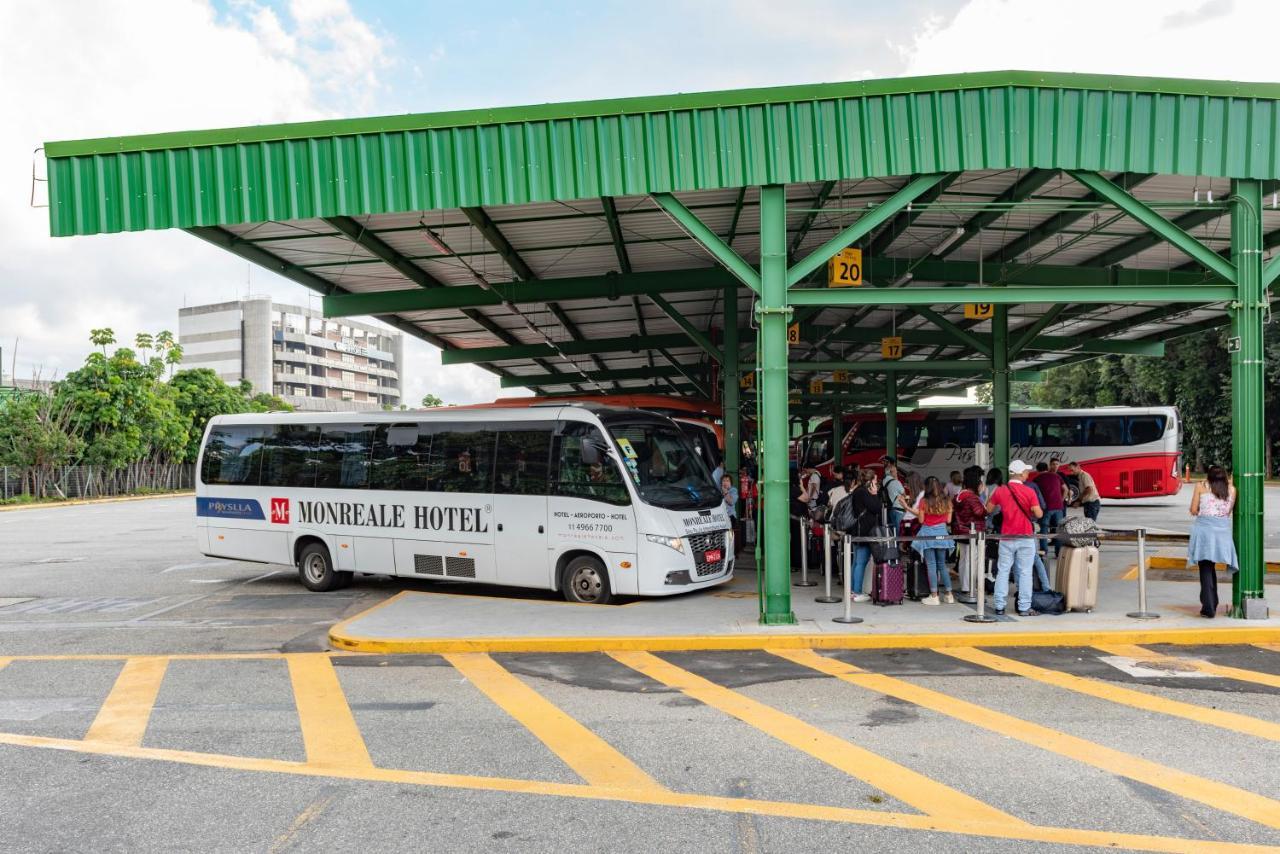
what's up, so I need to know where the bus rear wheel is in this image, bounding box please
[561,556,612,605]
[297,542,352,592]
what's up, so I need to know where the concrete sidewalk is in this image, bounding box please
[330,544,1279,653]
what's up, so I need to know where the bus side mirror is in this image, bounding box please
[580,441,602,466]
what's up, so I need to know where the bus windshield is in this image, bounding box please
[606,421,721,511]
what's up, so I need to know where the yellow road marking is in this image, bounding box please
[285,654,372,768]
[444,652,662,792]
[938,647,1280,742]
[0,730,1269,854]
[269,794,336,853]
[84,656,169,746]
[1099,644,1280,690]
[609,650,1017,826]
[771,648,1280,831]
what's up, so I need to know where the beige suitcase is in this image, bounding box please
[1055,546,1099,612]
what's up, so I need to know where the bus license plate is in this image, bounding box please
[703,548,722,564]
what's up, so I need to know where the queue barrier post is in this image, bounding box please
[963,530,997,623]
[795,518,817,587]
[833,535,862,624]
[1126,527,1160,620]
[817,522,840,603]
[956,523,978,605]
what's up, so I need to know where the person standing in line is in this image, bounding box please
[1023,472,1053,592]
[952,465,988,594]
[879,456,909,530]
[945,470,964,500]
[1066,461,1102,521]
[983,467,1005,583]
[798,464,822,514]
[826,469,855,579]
[1034,460,1068,558]
[985,460,1043,616]
[909,476,956,605]
[1187,465,1237,618]
[844,469,881,603]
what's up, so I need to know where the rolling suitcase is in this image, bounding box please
[873,560,905,605]
[1055,546,1099,612]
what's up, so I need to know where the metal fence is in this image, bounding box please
[0,463,195,501]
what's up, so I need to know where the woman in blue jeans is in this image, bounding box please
[909,476,956,605]
[843,469,883,602]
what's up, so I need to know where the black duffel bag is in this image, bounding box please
[1031,589,1067,615]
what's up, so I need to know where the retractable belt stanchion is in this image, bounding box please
[963,530,996,623]
[795,518,817,587]
[817,523,840,603]
[833,536,862,624]
[956,523,978,605]
[1127,527,1160,620]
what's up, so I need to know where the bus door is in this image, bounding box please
[492,426,555,589]
[548,422,637,595]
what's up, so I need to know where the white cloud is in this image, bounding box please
[898,0,1279,81]
[0,0,498,405]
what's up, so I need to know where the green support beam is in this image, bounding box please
[440,333,695,366]
[655,349,710,398]
[652,193,761,292]
[912,305,993,356]
[1008,304,1068,356]
[988,172,1152,263]
[865,173,959,256]
[323,268,733,316]
[787,174,951,286]
[500,365,685,388]
[1229,179,1267,617]
[1068,171,1237,282]
[788,284,1234,308]
[992,306,1010,471]
[723,283,741,482]
[758,184,796,625]
[787,181,836,262]
[937,169,1061,258]
[320,216,572,385]
[602,195,657,374]
[806,322,1163,357]
[649,294,724,363]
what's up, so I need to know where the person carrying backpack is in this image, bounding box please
[952,465,987,594]
[985,460,1044,616]
[836,469,882,603]
[908,476,956,604]
[879,456,908,530]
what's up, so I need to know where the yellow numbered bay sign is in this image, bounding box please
[740,371,754,390]
[808,378,824,394]
[964,303,995,320]
[788,388,802,403]
[881,336,903,359]
[787,323,801,345]
[827,248,863,287]
[832,369,849,383]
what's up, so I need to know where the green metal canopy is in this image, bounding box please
[43,70,1276,623]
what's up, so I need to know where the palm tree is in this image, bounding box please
[135,332,153,362]
[164,344,184,378]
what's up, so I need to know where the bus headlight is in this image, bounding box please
[646,534,684,554]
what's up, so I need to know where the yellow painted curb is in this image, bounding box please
[329,624,1280,656]
[0,491,192,512]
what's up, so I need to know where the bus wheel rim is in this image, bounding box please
[571,566,602,601]
[305,554,326,582]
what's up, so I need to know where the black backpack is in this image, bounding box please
[830,494,857,532]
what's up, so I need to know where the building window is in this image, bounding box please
[341,390,355,401]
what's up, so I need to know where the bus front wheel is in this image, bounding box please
[297,542,353,592]
[561,556,612,605]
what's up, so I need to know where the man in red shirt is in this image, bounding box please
[985,460,1043,616]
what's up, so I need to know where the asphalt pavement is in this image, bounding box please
[2,496,1280,853]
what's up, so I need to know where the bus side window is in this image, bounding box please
[553,423,628,505]
[432,425,496,494]
[370,423,430,490]
[1083,417,1124,447]
[261,424,322,488]
[494,427,553,496]
[315,425,373,489]
[201,425,268,486]
[1126,415,1166,445]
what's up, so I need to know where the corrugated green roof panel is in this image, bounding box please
[45,71,1280,237]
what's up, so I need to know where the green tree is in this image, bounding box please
[134,332,153,362]
[89,328,115,356]
[167,370,293,462]
[421,393,444,408]
[56,347,186,467]
[0,390,83,496]
[164,343,184,378]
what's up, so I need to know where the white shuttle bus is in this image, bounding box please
[194,405,734,604]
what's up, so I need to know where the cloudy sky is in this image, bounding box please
[2,0,1277,403]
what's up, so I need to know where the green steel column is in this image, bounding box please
[757,185,796,625]
[885,375,897,459]
[992,305,1011,471]
[722,283,741,482]
[1230,179,1266,616]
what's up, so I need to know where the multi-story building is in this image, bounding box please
[178,297,402,412]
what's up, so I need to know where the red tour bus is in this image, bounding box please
[796,406,1181,499]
